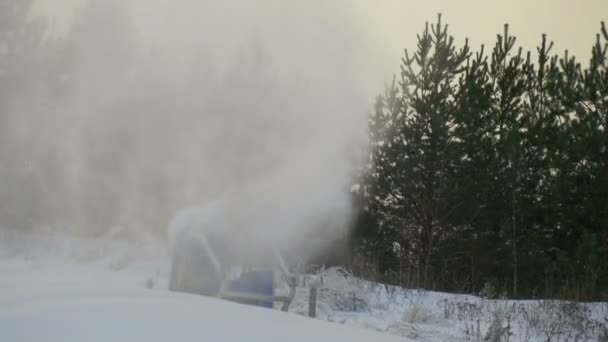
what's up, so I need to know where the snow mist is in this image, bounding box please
[24,0,385,263]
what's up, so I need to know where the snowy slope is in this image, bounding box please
[0,258,410,342]
[1,231,606,342]
[0,232,410,342]
[1,285,410,342]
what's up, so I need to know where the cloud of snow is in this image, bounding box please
[16,0,385,263]
[149,0,378,263]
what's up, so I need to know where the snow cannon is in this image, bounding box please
[168,206,296,311]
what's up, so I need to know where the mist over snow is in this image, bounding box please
[12,0,388,261]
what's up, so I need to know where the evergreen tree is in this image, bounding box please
[355,16,608,301]
[449,44,495,292]
[354,81,404,283]
[363,15,471,288]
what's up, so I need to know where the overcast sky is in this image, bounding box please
[34,0,607,84]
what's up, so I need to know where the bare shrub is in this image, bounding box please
[484,314,510,342]
[403,290,433,324]
[460,320,482,341]
[439,299,483,340]
[483,300,517,342]
[479,281,498,300]
[456,301,483,322]
[521,299,602,342]
[439,298,456,320]
[402,304,434,324]
[599,302,608,342]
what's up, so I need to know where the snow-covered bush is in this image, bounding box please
[301,267,371,313]
[479,281,498,300]
[519,299,602,342]
[317,287,369,312]
[600,302,608,342]
[482,301,516,342]
[402,290,434,324]
[402,304,434,324]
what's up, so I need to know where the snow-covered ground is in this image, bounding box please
[1,230,606,342]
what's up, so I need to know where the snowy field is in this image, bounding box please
[1,230,606,342]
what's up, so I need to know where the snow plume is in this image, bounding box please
[168,137,357,265]
[14,0,384,261]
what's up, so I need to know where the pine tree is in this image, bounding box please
[355,15,608,300]
[450,44,495,292]
[485,24,531,296]
[362,15,471,288]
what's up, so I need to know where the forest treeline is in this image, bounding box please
[351,15,608,301]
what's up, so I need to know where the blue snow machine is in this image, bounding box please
[168,228,296,311]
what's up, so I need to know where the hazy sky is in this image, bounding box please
[34,0,607,81]
[361,0,608,73]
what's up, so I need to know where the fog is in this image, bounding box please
[1,0,388,263]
